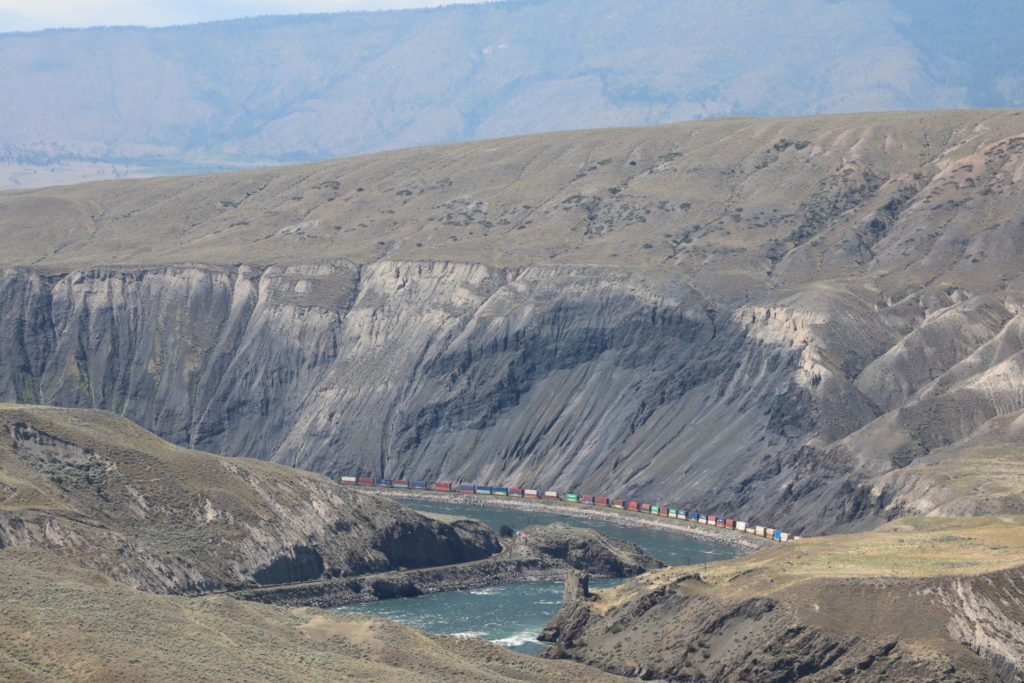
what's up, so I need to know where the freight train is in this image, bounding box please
[337,476,797,542]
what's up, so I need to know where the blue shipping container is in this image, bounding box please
[375,478,392,487]
[773,529,782,541]
[689,512,699,521]
[477,486,493,494]
[492,487,509,495]
[699,514,708,524]
[458,484,475,492]
[411,481,427,489]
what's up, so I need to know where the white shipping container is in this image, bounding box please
[340,476,357,483]
[766,528,775,539]
[755,526,765,536]
[524,489,539,496]
[736,521,747,531]
[544,490,559,498]
[780,532,791,542]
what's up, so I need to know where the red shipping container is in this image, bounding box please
[628,501,639,511]
[358,477,374,486]
[509,488,524,496]
[716,518,726,527]
[725,519,735,529]
[596,497,609,506]
[433,482,452,491]
[658,507,669,516]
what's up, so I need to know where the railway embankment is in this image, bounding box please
[381,488,770,551]
[232,522,663,608]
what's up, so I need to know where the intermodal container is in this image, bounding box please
[340,476,357,484]
[564,493,580,502]
[779,532,791,542]
[581,495,595,504]
[736,521,747,531]
[492,487,509,496]
[544,491,559,500]
[411,481,427,489]
[716,518,726,527]
[509,488,524,497]
[659,506,669,517]
[641,503,652,513]
[459,484,476,493]
[755,525,765,536]
[597,497,610,506]
[704,515,714,525]
[525,489,540,498]
[668,508,677,518]
[765,528,775,538]
[678,510,688,519]
[375,478,392,487]
[393,480,410,488]
[476,486,492,495]
[650,505,660,515]
[434,482,453,491]
[773,529,782,541]
[725,519,735,529]
[628,501,639,511]
[612,500,625,509]
[358,477,374,486]
[699,514,708,524]
[688,512,699,521]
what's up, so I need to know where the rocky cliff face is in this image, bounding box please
[3,111,1024,534]
[0,405,500,593]
[3,258,1024,535]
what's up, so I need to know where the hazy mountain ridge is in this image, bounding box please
[1,0,1022,188]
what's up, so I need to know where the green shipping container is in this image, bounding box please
[650,505,660,514]
[669,508,677,517]
[564,493,580,502]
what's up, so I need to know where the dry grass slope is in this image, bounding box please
[0,548,627,682]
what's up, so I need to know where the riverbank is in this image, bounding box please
[381,489,769,551]
[233,522,662,608]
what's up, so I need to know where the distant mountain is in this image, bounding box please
[1,0,1022,188]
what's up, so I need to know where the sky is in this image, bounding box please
[0,0,487,32]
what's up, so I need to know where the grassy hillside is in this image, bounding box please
[0,547,626,682]
[1,108,1022,291]
[0,404,499,592]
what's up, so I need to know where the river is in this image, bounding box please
[333,497,744,654]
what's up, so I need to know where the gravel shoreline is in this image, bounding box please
[380,488,769,552]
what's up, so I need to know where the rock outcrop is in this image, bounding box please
[540,517,1024,681]
[510,523,664,577]
[0,405,500,594]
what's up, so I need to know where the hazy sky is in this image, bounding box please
[0,0,487,32]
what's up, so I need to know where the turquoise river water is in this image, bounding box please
[334,498,743,654]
